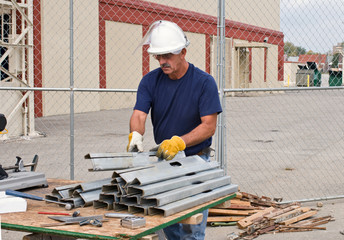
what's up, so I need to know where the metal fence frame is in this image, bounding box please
[1,0,343,203]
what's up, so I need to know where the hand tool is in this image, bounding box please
[38,210,80,217]
[79,218,103,227]
[5,189,73,210]
[40,215,105,227]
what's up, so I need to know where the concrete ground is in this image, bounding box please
[1,88,344,239]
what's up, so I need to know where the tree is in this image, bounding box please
[284,41,306,57]
[332,53,340,68]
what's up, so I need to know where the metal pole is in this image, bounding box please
[216,0,226,172]
[69,0,75,180]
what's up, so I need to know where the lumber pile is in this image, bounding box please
[208,192,334,239]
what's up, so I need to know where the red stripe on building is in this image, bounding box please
[33,0,43,117]
[205,34,211,74]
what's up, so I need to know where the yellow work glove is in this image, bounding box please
[156,136,186,160]
[127,131,144,152]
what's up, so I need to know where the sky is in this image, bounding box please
[280,0,344,53]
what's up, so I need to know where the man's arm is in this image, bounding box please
[127,109,148,152]
[180,113,218,147]
[129,109,148,135]
[156,113,218,160]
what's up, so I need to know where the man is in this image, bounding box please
[127,20,222,240]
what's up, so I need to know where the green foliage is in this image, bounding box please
[332,53,340,68]
[284,41,306,57]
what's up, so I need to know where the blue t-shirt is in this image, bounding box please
[134,63,222,156]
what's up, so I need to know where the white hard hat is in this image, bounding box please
[141,20,190,55]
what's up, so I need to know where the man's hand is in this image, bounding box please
[156,136,186,160]
[127,131,144,152]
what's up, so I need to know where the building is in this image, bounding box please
[0,0,283,137]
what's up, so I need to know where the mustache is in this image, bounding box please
[160,63,171,68]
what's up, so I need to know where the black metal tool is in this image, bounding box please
[0,113,7,132]
[79,219,103,227]
[41,215,106,227]
[0,165,8,180]
[5,189,73,210]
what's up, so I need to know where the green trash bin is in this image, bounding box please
[329,70,342,86]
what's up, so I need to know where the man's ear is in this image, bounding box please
[181,48,187,59]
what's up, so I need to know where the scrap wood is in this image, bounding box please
[264,205,300,219]
[209,208,257,216]
[223,192,334,239]
[230,199,252,207]
[246,220,275,235]
[207,216,245,222]
[279,210,318,225]
[272,207,311,223]
[226,204,260,210]
[237,206,275,228]
[279,225,326,230]
[287,215,333,228]
[240,192,279,207]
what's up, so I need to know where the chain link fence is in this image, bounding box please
[0,0,343,202]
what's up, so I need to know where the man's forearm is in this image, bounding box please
[181,113,217,147]
[129,110,147,135]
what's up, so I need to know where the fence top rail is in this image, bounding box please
[1,86,344,92]
[0,87,138,92]
[224,86,344,92]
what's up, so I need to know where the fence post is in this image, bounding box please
[216,0,226,172]
[69,0,75,180]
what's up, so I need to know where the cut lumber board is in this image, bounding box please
[279,225,326,230]
[238,207,275,228]
[272,207,310,223]
[179,213,203,225]
[209,208,256,216]
[235,192,243,199]
[264,205,300,219]
[226,204,258,210]
[207,216,245,222]
[279,210,318,225]
[289,215,332,227]
[214,200,231,208]
[230,199,251,206]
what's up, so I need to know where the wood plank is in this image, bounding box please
[179,213,203,225]
[209,208,256,216]
[238,207,275,228]
[264,205,300,219]
[279,225,326,230]
[230,199,251,206]
[213,200,231,208]
[225,205,258,210]
[235,192,243,199]
[279,210,318,225]
[207,216,245,222]
[272,207,310,223]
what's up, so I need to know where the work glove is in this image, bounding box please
[156,136,186,160]
[127,131,144,152]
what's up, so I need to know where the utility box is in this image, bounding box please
[296,62,321,87]
[329,70,342,86]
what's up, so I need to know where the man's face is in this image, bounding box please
[153,49,186,79]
